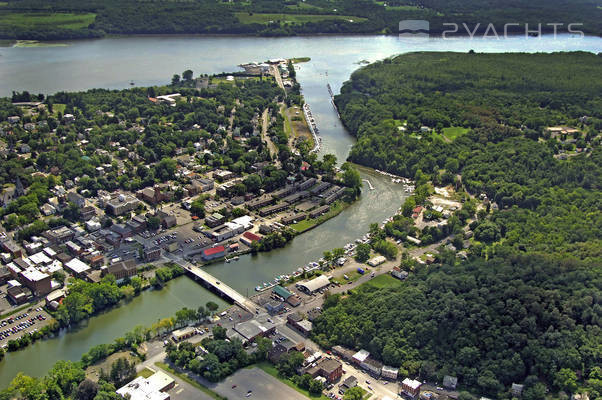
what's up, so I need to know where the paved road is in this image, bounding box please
[270,64,285,93]
[261,108,278,159]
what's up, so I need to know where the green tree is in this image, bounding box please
[308,378,324,395]
[147,216,160,230]
[212,325,227,340]
[74,379,99,400]
[190,198,205,217]
[206,301,219,315]
[182,70,193,81]
[355,243,371,262]
[344,386,364,400]
[554,369,578,394]
[109,357,136,387]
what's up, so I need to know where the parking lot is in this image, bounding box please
[214,367,308,400]
[0,306,52,347]
[134,221,253,262]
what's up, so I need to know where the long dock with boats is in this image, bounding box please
[327,83,341,118]
[303,102,321,153]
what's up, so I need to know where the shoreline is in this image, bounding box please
[2,31,599,47]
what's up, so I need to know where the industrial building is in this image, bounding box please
[296,275,331,294]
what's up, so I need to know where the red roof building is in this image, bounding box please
[243,231,262,242]
[240,231,262,246]
[412,206,423,219]
[202,245,226,261]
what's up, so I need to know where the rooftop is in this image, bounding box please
[352,349,370,363]
[116,371,173,400]
[203,245,225,256]
[65,258,91,274]
[21,267,49,282]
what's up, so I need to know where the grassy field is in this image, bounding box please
[154,362,227,400]
[442,126,469,140]
[235,12,366,25]
[285,2,325,12]
[52,103,66,116]
[374,2,421,11]
[291,201,349,233]
[362,273,403,289]
[209,77,237,85]
[255,362,329,400]
[287,106,313,144]
[291,57,311,63]
[86,351,137,381]
[0,12,96,30]
[281,105,293,139]
[332,269,365,285]
[137,367,155,378]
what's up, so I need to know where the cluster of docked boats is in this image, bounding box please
[254,234,371,292]
[375,169,415,193]
[303,103,321,153]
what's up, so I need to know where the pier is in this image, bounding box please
[303,103,321,153]
[362,179,375,190]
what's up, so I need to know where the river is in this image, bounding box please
[0,277,228,387]
[0,34,600,387]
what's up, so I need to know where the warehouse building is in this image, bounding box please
[296,274,331,294]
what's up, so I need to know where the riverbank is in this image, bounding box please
[290,200,349,233]
[0,277,228,388]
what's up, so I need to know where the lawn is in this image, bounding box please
[332,269,365,285]
[52,103,66,116]
[154,362,227,400]
[137,367,155,378]
[281,105,293,139]
[291,56,311,63]
[442,126,469,140]
[209,77,236,85]
[374,2,421,11]
[255,362,329,400]
[285,2,325,12]
[86,351,138,381]
[362,273,402,289]
[235,12,366,25]
[291,201,349,233]
[287,106,313,144]
[0,12,96,30]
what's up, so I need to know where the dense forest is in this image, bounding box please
[1,0,600,40]
[336,52,602,258]
[312,51,602,398]
[313,255,602,399]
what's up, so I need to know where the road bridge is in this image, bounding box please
[174,259,259,313]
